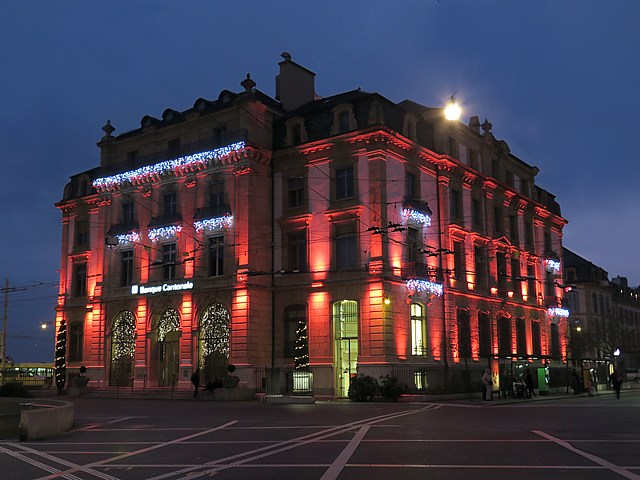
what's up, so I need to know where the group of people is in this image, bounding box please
[481,368,537,401]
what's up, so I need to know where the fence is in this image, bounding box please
[254,367,314,396]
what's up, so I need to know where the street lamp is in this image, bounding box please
[444,96,462,121]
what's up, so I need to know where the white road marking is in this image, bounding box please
[320,425,369,480]
[533,430,640,480]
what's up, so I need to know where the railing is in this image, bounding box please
[254,367,314,396]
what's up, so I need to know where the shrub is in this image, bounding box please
[348,375,378,401]
[0,382,32,398]
[379,375,405,401]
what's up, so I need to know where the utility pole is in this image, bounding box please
[1,278,8,386]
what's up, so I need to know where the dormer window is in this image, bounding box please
[168,138,180,158]
[403,114,417,141]
[331,104,355,135]
[285,117,307,146]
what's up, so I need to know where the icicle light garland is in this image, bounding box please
[111,311,136,360]
[547,307,570,318]
[92,141,246,191]
[294,319,309,370]
[194,215,233,232]
[115,232,141,245]
[402,208,432,227]
[148,225,182,242]
[406,278,444,297]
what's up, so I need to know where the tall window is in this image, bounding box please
[162,242,177,280]
[122,202,135,225]
[163,191,178,216]
[543,229,553,255]
[457,309,472,360]
[494,206,504,235]
[335,166,354,199]
[68,321,83,362]
[497,252,507,293]
[288,230,307,271]
[511,258,521,293]
[509,214,519,244]
[524,219,534,250]
[472,198,483,230]
[284,305,307,358]
[168,138,180,157]
[527,264,537,300]
[497,316,511,356]
[121,249,134,287]
[516,317,527,356]
[209,235,224,277]
[411,303,426,356]
[407,226,421,264]
[450,188,463,224]
[75,221,89,247]
[474,245,488,287]
[338,111,350,133]
[287,177,305,208]
[335,222,357,269]
[73,263,87,297]
[550,323,561,359]
[531,321,542,357]
[209,177,225,214]
[478,312,491,357]
[453,240,466,281]
[406,171,418,199]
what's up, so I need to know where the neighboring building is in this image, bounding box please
[563,248,640,383]
[55,54,568,397]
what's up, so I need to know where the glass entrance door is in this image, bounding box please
[333,300,359,398]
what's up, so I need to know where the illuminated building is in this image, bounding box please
[56,54,567,397]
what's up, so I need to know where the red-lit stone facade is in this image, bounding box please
[56,57,568,397]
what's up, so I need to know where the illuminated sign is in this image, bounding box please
[131,281,194,296]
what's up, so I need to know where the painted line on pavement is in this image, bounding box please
[533,430,640,480]
[320,425,369,480]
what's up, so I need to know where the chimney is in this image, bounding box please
[275,52,316,111]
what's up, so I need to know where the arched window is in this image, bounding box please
[456,309,472,360]
[110,311,136,386]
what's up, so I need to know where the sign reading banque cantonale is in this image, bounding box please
[130,281,194,295]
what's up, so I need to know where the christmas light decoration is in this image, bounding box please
[194,215,234,233]
[111,311,136,360]
[54,319,67,392]
[115,232,141,245]
[92,141,246,191]
[406,278,444,297]
[547,307,569,318]
[148,225,182,242]
[543,258,561,274]
[157,308,180,342]
[294,319,309,370]
[199,304,230,358]
[402,208,432,227]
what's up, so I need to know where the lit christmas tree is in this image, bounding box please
[294,319,309,370]
[55,320,67,394]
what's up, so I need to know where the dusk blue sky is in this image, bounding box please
[2,1,639,363]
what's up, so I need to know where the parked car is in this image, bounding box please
[626,369,640,382]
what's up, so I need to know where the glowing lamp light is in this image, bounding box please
[444,96,461,121]
[613,348,621,357]
[384,298,391,305]
[490,287,498,295]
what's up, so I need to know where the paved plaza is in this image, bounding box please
[1,389,639,480]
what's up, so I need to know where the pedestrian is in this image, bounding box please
[525,369,536,398]
[191,368,200,398]
[481,368,493,401]
[571,369,580,394]
[611,369,623,400]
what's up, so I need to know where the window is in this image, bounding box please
[449,188,463,225]
[335,222,357,270]
[524,219,534,250]
[335,166,354,199]
[122,202,135,225]
[478,312,491,357]
[550,323,561,359]
[339,111,350,133]
[288,230,307,271]
[469,149,480,171]
[474,245,488,287]
[287,177,305,209]
[497,252,507,293]
[494,206,504,235]
[407,226,421,264]
[208,235,224,277]
[75,221,89,247]
[511,258,521,293]
[497,316,511,356]
[127,150,138,167]
[168,138,180,157]
[406,171,418,199]
[284,305,307,358]
[121,250,134,287]
[527,264,537,300]
[453,240,465,281]
[163,191,178,216]
[68,321,83,362]
[543,229,552,255]
[209,177,226,214]
[291,123,302,144]
[162,242,177,280]
[411,303,427,356]
[505,170,514,187]
[472,198,482,230]
[448,137,458,158]
[457,309,472,359]
[73,263,87,297]
[516,317,526,356]
[509,215,519,244]
[531,321,542,357]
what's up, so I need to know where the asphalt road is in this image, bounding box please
[1,390,639,480]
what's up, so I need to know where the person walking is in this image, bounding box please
[481,368,493,401]
[525,369,536,398]
[611,369,623,400]
[191,368,200,398]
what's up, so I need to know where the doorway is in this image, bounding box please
[333,300,359,398]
